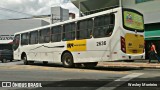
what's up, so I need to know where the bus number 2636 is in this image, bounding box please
[97,41,106,46]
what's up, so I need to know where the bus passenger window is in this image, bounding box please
[13,34,20,51]
[93,14,115,38]
[39,28,50,43]
[51,26,62,42]
[29,31,38,44]
[63,23,75,41]
[77,18,93,40]
[21,33,29,45]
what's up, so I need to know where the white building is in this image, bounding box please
[51,6,69,24]
[0,18,49,51]
[0,19,49,35]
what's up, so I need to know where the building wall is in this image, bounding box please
[0,19,49,35]
[0,19,49,44]
[62,8,69,21]
[122,0,160,24]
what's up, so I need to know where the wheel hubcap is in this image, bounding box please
[65,57,71,65]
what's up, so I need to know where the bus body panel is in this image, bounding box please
[19,42,66,63]
[69,38,111,63]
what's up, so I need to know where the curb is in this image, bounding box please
[98,62,160,69]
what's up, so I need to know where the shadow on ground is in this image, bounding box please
[17,61,143,72]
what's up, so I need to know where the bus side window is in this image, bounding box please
[29,31,38,44]
[93,14,115,38]
[77,18,93,40]
[63,23,75,41]
[21,33,29,45]
[107,14,115,36]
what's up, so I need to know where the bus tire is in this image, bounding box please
[43,61,48,65]
[23,55,28,65]
[75,63,83,68]
[29,61,34,65]
[83,62,98,68]
[10,59,13,62]
[2,59,7,63]
[62,52,74,68]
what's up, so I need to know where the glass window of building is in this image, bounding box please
[77,18,93,39]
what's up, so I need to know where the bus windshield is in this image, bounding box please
[123,9,144,32]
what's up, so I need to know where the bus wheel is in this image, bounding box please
[2,59,7,63]
[83,62,98,68]
[62,52,74,68]
[29,61,34,65]
[43,61,48,65]
[23,55,28,65]
[10,59,13,62]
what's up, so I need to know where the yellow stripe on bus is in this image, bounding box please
[67,40,86,52]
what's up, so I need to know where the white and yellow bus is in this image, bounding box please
[13,7,144,68]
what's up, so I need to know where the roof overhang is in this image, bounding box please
[71,0,120,13]
[145,30,160,40]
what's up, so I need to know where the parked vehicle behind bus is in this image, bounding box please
[0,35,14,63]
[0,44,13,63]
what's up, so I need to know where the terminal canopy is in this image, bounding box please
[71,0,120,13]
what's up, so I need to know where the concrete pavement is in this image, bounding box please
[1,59,160,69]
[98,60,160,69]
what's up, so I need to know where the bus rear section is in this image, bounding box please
[120,33,144,60]
[119,8,145,60]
